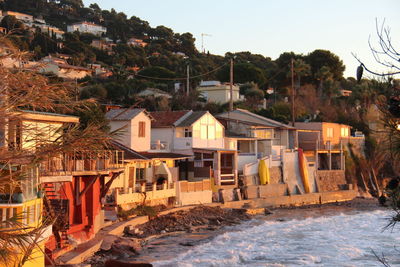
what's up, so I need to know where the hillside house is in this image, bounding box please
[127,38,147,47]
[197,80,240,104]
[137,88,172,99]
[216,109,297,170]
[30,111,125,260]
[150,110,239,190]
[67,21,107,36]
[106,109,193,208]
[40,56,92,80]
[0,110,124,263]
[91,39,116,54]
[295,122,362,193]
[3,11,33,22]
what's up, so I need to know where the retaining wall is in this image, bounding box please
[317,170,346,192]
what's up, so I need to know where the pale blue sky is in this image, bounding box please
[83,0,400,78]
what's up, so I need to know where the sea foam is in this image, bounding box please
[154,210,400,267]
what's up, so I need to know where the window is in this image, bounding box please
[341,127,349,137]
[138,121,145,137]
[216,124,223,138]
[176,128,184,138]
[184,128,192,137]
[136,168,145,181]
[327,127,333,138]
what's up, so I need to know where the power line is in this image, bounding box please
[134,62,228,81]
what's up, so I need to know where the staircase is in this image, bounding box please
[42,183,70,248]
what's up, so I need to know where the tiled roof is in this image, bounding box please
[106,108,145,121]
[175,111,208,127]
[150,110,189,127]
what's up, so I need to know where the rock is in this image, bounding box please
[112,237,142,255]
[105,259,153,267]
[179,242,194,246]
[101,235,119,251]
[264,208,273,215]
[123,226,133,235]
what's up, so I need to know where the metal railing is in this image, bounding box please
[39,150,124,176]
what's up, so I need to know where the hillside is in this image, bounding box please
[0,0,385,128]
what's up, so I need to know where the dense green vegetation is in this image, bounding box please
[1,0,397,138]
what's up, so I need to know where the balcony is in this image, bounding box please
[39,150,124,177]
[112,181,176,205]
[150,141,170,152]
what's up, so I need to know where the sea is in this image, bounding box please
[148,209,400,267]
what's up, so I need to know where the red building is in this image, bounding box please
[41,150,124,260]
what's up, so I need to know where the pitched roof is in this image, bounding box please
[175,111,208,127]
[110,141,148,160]
[216,109,295,129]
[106,108,145,121]
[150,110,189,128]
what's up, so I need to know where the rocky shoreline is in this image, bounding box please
[85,197,382,267]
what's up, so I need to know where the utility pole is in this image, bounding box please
[186,63,190,96]
[291,58,295,127]
[229,57,234,111]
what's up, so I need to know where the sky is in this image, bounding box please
[82,0,400,78]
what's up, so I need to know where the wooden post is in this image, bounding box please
[152,182,157,192]
[141,182,146,193]
[163,180,167,190]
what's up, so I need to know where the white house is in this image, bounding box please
[216,109,297,170]
[39,56,92,80]
[67,21,106,36]
[150,110,238,188]
[197,80,240,104]
[137,88,172,99]
[106,108,152,152]
[105,108,197,208]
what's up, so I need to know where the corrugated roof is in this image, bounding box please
[216,109,295,129]
[140,152,192,160]
[111,141,191,160]
[150,110,189,127]
[175,111,208,127]
[106,108,145,121]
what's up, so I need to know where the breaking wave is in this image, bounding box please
[154,210,400,266]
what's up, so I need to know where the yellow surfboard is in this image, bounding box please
[298,149,311,193]
[259,159,270,185]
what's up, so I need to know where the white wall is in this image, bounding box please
[130,112,151,152]
[151,128,174,151]
[191,113,224,149]
[282,151,304,194]
[109,120,131,148]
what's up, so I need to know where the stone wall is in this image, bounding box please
[316,170,346,192]
[270,166,282,184]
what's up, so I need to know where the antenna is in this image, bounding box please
[201,33,212,53]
